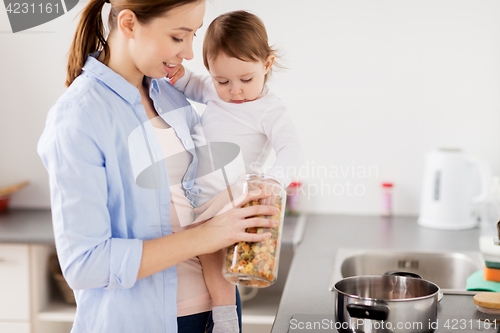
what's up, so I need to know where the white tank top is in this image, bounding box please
[153,126,212,316]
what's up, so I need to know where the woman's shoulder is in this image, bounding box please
[47,78,92,125]
[42,78,125,152]
[50,73,127,122]
[53,74,99,111]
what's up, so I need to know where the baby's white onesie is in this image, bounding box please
[173,69,303,206]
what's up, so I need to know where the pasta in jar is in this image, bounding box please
[223,175,286,288]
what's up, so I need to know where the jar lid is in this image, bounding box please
[474,292,500,309]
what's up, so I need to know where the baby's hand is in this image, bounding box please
[167,64,185,85]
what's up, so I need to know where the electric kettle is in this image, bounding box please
[418,148,492,230]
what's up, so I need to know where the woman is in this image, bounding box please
[37,0,277,332]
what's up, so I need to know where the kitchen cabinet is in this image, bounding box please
[0,244,30,322]
[0,242,74,333]
[0,323,31,333]
[0,241,73,333]
[0,209,74,333]
[31,244,74,333]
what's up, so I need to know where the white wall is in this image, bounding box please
[0,3,79,208]
[1,0,499,215]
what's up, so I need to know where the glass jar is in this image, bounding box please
[223,174,287,288]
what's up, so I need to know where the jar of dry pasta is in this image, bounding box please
[223,174,286,288]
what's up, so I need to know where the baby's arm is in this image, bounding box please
[198,251,240,332]
[168,66,212,104]
[261,101,304,186]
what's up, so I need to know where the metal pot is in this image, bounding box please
[334,272,439,333]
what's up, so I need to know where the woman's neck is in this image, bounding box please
[98,36,144,89]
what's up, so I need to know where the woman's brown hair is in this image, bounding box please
[203,10,280,78]
[66,0,200,87]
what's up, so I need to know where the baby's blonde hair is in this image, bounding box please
[203,10,279,80]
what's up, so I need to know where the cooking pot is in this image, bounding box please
[334,272,439,333]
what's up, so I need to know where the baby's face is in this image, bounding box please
[208,52,272,104]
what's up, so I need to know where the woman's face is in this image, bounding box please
[208,52,273,104]
[129,1,205,79]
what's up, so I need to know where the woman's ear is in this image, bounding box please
[117,9,137,39]
[264,55,275,74]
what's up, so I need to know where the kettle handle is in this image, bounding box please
[466,156,492,204]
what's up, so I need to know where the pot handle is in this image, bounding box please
[346,304,389,321]
[384,271,422,279]
[385,271,444,302]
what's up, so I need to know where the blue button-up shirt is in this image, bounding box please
[38,53,200,333]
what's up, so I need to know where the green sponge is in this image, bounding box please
[467,270,500,292]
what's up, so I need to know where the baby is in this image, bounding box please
[168,10,303,332]
[170,10,302,205]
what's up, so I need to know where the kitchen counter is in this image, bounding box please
[0,208,54,244]
[0,209,301,247]
[3,210,492,332]
[0,208,301,330]
[272,214,496,333]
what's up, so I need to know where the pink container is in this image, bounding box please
[382,183,393,216]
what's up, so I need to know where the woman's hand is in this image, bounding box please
[166,64,185,85]
[198,189,279,253]
[193,178,282,223]
[137,189,279,280]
